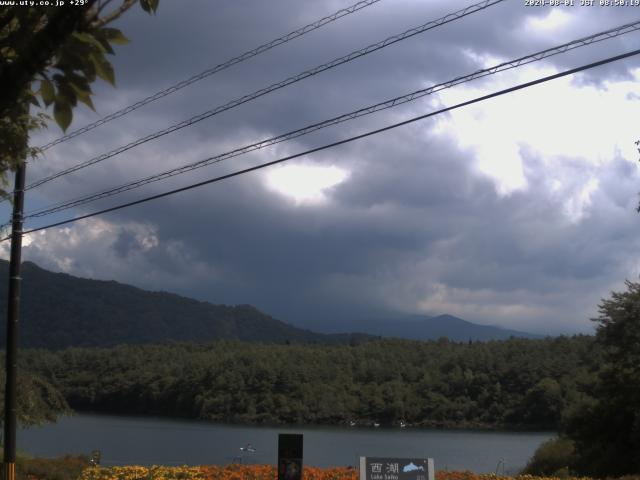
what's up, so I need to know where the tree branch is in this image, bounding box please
[89,0,137,29]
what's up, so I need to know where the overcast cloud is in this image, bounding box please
[3,0,640,335]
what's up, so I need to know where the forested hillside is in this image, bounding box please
[23,335,598,429]
[0,261,343,348]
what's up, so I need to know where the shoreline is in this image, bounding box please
[64,409,558,435]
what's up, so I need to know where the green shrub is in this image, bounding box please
[16,454,90,480]
[522,436,576,476]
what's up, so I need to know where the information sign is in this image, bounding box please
[359,457,434,480]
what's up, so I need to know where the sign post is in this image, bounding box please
[359,457,435,480]
[278,433,303,480]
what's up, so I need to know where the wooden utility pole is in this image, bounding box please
[3,161,26,480]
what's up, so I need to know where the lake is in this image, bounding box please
[18,413,552,473]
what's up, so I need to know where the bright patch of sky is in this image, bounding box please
[265,164,350,205]
[525,9,572,33]
[433,61,640,222]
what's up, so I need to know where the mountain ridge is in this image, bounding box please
[317,312,541,342]
[0,260,540,348]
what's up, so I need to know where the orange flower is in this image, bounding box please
[79,464,602,480]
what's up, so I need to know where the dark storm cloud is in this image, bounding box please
[7,0,640,336]
[112,229,140,258]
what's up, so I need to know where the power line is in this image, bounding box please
[21,0,505,193]
[21,19,640,220]
[6,47,638,242]
[36,0,385,152]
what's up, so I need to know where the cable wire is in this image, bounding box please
[22,19,640,220]
[22,0,505,193]
[37,0,385,152]
[5,47,638,242]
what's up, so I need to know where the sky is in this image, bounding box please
[3,0,640,335]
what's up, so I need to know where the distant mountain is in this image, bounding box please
[321,314,542,342]
[0,261,368,349]
[0,260,540,349]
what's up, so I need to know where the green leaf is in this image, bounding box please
[100,27,130,45]
[140,0,158,14]
[40,79,55,107]
[27,88,40,108]
[81,58,97,83]
[68,73,91,94]
[55,57,89,80]
[72,32,107,53]
[70,83,95,111]
[90,53,115,86]
[57,82,77,108]
[96,37,115,55]
[53,99,72,132]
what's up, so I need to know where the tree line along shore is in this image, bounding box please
[11,336,596,430]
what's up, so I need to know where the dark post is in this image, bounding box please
[3,162,26,480]
[278,433,303,480]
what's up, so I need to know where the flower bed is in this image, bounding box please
[77,465,603,480]
[78,465,357,480]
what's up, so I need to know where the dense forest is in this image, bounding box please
[20,335,598,430]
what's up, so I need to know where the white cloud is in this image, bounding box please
[265,164,350,204]
[432,62,640,221]
[525,9,572,33]
[563,176,599,223]
[0,218,221,295]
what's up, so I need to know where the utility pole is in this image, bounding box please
[3,161,26,480]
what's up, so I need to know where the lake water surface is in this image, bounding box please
[18,413,552,473]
